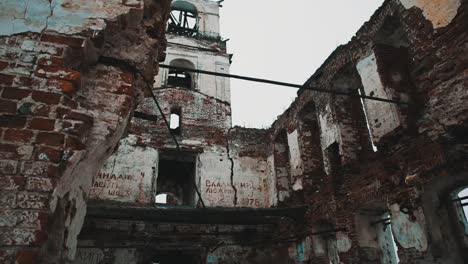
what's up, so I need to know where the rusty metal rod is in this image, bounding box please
[159,64,410,106]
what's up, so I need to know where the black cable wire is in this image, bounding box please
[160,64,410,106]
[98,56,206,208]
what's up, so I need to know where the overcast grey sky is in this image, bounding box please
[220,0,385,128]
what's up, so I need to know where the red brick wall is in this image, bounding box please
[0,0,171,262]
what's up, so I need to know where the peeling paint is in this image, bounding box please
[399,0,461,28]
[336,232,352,253]
[390,203,428,252]
[287,130,304,191]
[0,0,134,36]
[89,135,158,204]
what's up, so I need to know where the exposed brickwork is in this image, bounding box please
[1,0,465,263]
[0,0,172,263]
[269,1,468,263]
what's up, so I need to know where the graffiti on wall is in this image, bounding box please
[89,135,158,204]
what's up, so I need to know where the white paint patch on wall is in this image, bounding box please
[200,151,273,208]
[311,235,327,257]
[287,130,304,191]
[399,0,461,29]
[336,232,352,253]
[318,104,340,175]
[90,135,158,204]
[267,154,278,207]
[199,151,234,207]
[357,52,401,143]
[319,104,340,150]
[390,203,428,252]
[234,157,271,207]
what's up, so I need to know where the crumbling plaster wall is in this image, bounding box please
[269,0,467,263]
[89,135,158,204]
[0,0,171,263]
[93,86,276,208]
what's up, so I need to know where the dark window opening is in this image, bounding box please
[156,154,196,206]
[458,188,468,223]
[133,111,158,122]
[331,65,376,156]
[168,1,198,37]
[170,108,181,135]
[375,16,410,48]
[273,130,291,202]
[167,59,196,89]
[327,142,344,196]
[297,102,325,191]
[451,187,468,249]
[167,69,193,88]
[151,250,201,264]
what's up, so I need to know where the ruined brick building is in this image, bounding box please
[0,0,467,263]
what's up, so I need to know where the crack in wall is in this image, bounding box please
[41,0,54,35]
[226,127,237,206]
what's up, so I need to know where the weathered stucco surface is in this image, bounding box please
[89,135,158,203]
[287,129,304,191]
[390,203,428,251]
[399,0,461,28]
[0,0,135,36]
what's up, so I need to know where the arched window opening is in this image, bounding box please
[451,187,468,241]
[168,1,198,37]
[167,59,196,89]
[297,102,325,192]
[458,188,468,224]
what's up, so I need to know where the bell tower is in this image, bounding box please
[155,0,232,114]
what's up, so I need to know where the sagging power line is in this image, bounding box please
[159,64,409,106]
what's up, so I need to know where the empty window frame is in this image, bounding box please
[156,154,196,206]
[167,69,192,88]
[326,142,345,196]
[170,108,182,135]
[167,59,196,89]
[356,208,400,264]
[168,1,198,37]
[452,187,468,239]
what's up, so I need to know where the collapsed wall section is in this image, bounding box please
[267,0,467,263]
[0,0,171,263]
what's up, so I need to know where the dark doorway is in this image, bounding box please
[156,153,196,206]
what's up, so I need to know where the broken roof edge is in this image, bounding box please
[299,0,393,94]
[267,0,395,130]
